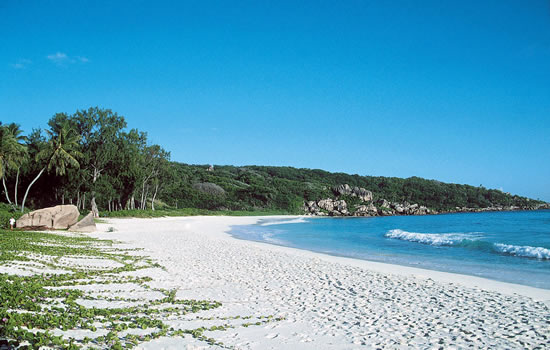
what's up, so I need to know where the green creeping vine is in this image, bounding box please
[0,230,282,349]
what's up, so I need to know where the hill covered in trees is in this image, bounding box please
[1,108,547,217]
[162,164,547,214]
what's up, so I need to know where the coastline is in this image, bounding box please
[86,215,549,348]
[224,216,550,302]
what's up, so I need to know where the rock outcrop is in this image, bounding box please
[303,197,549,217]
[376,201,433,216]
[304,183,438,217]
[354,203,378,216]
[332,184,373,202]
[304,183,548,217]
[16,205,79,230]
[304,198,436,217]
[69,212,96,232]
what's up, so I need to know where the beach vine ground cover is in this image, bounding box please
[0,230,281,349]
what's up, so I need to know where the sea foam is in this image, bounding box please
[385,229,480,246]
[260,218,307,226]
[494,243,550,260]
[386,229,550,260]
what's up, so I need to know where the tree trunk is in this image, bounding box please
[21,167,46,212]
[14,168,20,206]
[2,177,12,204]
[62,192,65,205]
[151,183,159,211]
[90,167,100,217]
[140,180,146,210]
[142,185,149,210]
[91,196,99,217]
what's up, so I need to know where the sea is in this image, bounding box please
[229,210,550,289]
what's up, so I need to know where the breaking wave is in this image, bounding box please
[260,218,307,226]
[385,229,550,260]
[494,244,550,260]
[385,229,482,246]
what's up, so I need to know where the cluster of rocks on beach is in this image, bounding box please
[15,204,96,231]
[303,184,550,217]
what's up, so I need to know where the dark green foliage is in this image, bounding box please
[2,109,546,215]
[192,182,226,196]
[159,164,545,213]
[0,203,26,229]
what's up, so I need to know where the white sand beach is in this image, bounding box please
[86,216,550,349]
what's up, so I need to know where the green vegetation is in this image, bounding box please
[158,164,545,213]
[0,229,281,349]
[100,208,291,218]
[1,108,546,220]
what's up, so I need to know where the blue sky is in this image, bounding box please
[1,1,550,201]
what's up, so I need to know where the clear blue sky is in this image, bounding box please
[1,1,549,201]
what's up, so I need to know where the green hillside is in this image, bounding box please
[2,108,547,218]
[159,163,546,214]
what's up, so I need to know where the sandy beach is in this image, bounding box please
[78,216,549,349]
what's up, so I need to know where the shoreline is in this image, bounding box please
[226,215,550,301]
[87,215,550,348]
[95,215,550,302]
[211,216,550,302]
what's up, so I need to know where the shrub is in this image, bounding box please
[0,204,24,229]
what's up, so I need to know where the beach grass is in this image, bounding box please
[0,229,280,349]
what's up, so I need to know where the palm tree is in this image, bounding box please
[0,123,28,207]
[20,123,82,212]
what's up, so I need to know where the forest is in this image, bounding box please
[1,108,546,219]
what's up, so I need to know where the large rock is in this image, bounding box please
[333,184,353,196]
[304,198,350,216]
[333,200,347,212]
[352,186,373,202]
[69,212,96,232]
[332,184,373,202]
[354,203,378,216]
[16,205,79,230]
[317,199,335,212]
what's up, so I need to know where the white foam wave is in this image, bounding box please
[385,229,479,246]
[494,244,550,260]
[260,218,307,226]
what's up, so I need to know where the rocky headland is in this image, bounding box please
[303,184,550,217]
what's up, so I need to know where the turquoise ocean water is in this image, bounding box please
[229,210,550,289]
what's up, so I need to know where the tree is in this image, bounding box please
[20,122,81,212]
[0,123,28,207]
[137,144,170,210]
[57,108,127,217]
[108,129,147,209]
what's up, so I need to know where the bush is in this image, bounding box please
[0,204,25,229]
